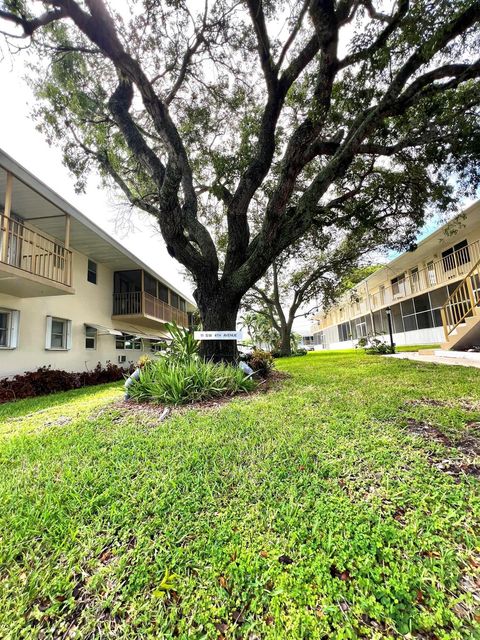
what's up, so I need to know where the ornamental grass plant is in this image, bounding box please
[128,323,256,405]
[128,357,256,405]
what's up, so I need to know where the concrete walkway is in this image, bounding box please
[385,351,480,369]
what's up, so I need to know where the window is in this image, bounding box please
[413,294,430,313]
[115,334,142,350]
[416,311,433,330]
[0,309,19,349]
[410,267,420,293]
[338,321,351,342]
[144,273,157,297]
[391,274,406,297]
[401,299,415,316]
[403,314,417,332]
[45,317,72,350]
[314,331,324,346]
[373,310,386,334]
[87,259,97,284]
[432,309,443,327]
[356,321,367,338]
[150,340,167,353]
[429,286,448,309]
[391,304,404,333]
[442,239,470,273]
[0,312,8,348]
[158,285,169,303]
[170,292,179,309]
[85,326,97,350]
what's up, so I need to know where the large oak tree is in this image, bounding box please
[1,0,479,360]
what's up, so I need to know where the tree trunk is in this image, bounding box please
[195,288,241,363]
[279,326,292,357]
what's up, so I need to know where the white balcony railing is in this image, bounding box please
[315,239,480,330]
[368,240,480,311]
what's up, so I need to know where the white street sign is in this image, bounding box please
[194,330,243,341]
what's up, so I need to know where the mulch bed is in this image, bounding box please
[93,370,290,428]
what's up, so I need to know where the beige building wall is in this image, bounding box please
[0,247,169,377]
[312,201,480,349]
[1,151,194,378]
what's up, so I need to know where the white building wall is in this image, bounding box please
[0,249,167,377]
[316,326,444,351]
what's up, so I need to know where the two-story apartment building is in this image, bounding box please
[0,149,195,377]
[312,201,480,351]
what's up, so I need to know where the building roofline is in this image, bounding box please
[348,200,480,291]
[0,148,195,306]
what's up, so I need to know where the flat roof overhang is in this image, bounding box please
[0,149,195,307]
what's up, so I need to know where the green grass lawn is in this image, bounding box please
[0,352,479,639]
[395,344,441,352]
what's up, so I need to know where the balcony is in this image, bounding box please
[315,239,480,331]
[112,291,188,328]
[0,214,73,297]
[368,240,480,312]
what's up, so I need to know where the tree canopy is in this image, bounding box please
[1,0,479,359]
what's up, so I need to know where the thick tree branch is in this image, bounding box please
[223,1,327,276]
[0,6,67,35]
[245,0,277,92]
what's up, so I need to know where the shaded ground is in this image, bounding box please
[0,351,479,639]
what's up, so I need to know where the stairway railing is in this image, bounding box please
[440,257,480,341]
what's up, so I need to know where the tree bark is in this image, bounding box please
[195,287,241,363]
[279,327,292,357]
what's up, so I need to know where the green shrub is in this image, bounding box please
[292,348,308,356]
[246,349,274,377]
[364,338,395,355]
[165,322,199,363]
[356,337,369,349]
[127,358,256,405]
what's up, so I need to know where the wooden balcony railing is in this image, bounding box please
[112,291,188,326]
[0,214,72,287]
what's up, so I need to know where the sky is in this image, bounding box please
[0,50,194,301]
[0,6,475,337]
[0,42,317,333]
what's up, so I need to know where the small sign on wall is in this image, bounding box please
[194,330,243,341]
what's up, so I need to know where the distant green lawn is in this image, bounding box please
[395,344,441,352]
[0,352,479,639]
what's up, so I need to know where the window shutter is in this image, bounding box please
[10,311,19,348]
[66,320,73,350]
[45,316,53,349]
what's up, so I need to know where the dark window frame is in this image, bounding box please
[87,259,97,284]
